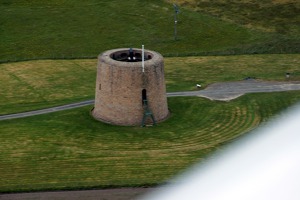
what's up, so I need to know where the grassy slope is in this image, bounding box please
[1,54,299,115]
[167,0,300,53]
[168,0,300,33]
[1,92,300,192]
[0,0,275,62]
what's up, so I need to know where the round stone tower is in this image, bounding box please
[92,48,169,126]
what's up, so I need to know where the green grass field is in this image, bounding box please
[170,0,300,35]
[1,0,299,63]
[1,54,299,115]
[1,92,300,192]
[0,54,300,192]
[1,0,300,194]
[0,59,96,115]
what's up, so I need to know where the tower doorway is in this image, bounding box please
[142,89,147,105]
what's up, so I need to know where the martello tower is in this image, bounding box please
[92,48,169,126]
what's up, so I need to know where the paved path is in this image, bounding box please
[0,100,94,121]
[172,79,300,101]
[1,80,300,121]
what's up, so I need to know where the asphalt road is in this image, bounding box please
[1,80,300,121]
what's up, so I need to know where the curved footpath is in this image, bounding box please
[1,80,300,121]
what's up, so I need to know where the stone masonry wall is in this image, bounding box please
[92,48,169,126]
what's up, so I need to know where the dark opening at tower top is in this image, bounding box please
[110,48,153,62]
